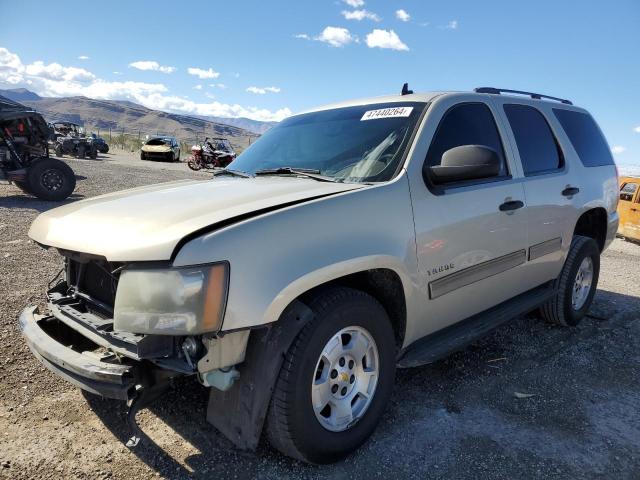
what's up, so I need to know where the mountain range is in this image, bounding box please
[0,88,274,146]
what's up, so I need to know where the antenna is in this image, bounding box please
[401,83,413,96]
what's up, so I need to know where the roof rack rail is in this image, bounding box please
[474,87,573,105]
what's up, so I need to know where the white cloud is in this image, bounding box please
[365,29,409,51]
[194,84,203,90]
[294,33,310,40]
[129,60,175,73]
[113,71,123,75]
[342,9,380,21]
[316,26,356,47]
[25,61,96,83]
[343,0,364,7]
[633,126,640,133]
[444,20,458,29]
[78,55,90,60]
[209,83,227,89]
[0,47,291,122]
[187,67,220,79]
[612,145,626,154]
[246,86,281,94]
[395,9,410,22]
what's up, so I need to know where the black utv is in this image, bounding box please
[0,96,76,201]
[51,121,97,159]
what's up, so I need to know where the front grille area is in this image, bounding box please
[67,258,122,310]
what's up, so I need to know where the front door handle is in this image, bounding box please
[562,186,580,197]
[499,200,524,212]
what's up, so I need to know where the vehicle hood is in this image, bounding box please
[29,177,363,261]
[142,145,171,152]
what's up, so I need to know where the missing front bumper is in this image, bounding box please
[20,306,140,400]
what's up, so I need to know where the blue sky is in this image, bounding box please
[0,0,639,165]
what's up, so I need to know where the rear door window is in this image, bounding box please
[620,182,639,202]
[504,104,563,176]
[553,109,615,167]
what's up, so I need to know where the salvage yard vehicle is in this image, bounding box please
[187,137,236,171]
[617,176,640,242]
[91,133,109,154]
[140,136,180,161]
[0,96,76,200]
[51,121,97,159]
[20,86,619,464]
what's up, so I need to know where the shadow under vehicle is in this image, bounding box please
[51,121,98,159]
[0,96,76,200]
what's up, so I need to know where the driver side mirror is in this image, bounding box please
[429,145,501,184]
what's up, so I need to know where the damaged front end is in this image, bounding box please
[19,252,248,446]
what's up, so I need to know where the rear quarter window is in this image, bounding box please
[553,109,615,167]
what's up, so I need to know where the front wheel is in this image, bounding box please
[26,158,76,201]
[539,235,600,326]
[266,287,396,464]
[187,157,202,171]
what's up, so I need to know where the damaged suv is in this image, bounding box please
[20,87,619,464]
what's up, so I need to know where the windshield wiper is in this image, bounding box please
[212,168,253,178]
[254,167,337,182]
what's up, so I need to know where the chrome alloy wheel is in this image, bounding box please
[572,257,594,310]
[311,326,379,432]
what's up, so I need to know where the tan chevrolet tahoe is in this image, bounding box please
[20,86,619,464]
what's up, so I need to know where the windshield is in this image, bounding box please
[229,102,427,183]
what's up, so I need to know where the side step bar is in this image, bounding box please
[397,282,555,368]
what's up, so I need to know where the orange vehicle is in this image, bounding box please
[618,176,640,241]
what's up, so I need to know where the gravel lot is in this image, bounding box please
[1,152,639,479]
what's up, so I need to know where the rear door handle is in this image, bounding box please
[499,200,524,212]
[562,186,580,197]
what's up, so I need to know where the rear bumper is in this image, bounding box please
[19,306,138,400]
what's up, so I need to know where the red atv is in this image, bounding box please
[187,137,236,171]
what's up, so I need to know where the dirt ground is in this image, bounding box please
[1,152,639,479]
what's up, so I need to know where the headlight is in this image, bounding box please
[113,262,229,335]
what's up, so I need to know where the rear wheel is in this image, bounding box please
[26,158,76,201]
[539,235,600,326]
[140,151,146,160]
[266,287,396,464]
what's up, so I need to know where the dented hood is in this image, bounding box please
[29,177,362,261]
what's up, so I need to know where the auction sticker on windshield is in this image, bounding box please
[361,106,413,121]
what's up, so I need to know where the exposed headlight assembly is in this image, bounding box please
[114,262,229,335]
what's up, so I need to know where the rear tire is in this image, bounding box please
[26,158,76,201]
[140,151,145,160]
[539,235,600,326]
[266,287,396,464]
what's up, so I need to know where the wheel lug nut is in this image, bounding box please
[348,360,354,369]
[350,375,355,384]
[339,357,345,367]
[330,369,338,379]
[332,385,338,394]
[341,387,348,396]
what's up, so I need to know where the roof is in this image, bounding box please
[298,88,582,116]
[0,95,35,114]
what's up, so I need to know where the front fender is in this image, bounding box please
[173,175,419,333]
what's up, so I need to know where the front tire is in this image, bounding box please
[266,287,396,464]
[539,235,600,326]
